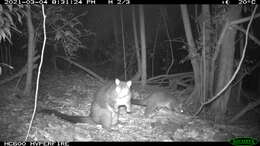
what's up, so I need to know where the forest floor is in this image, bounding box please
[0,70,259,141]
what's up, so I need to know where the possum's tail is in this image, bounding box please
[39,109,95,124]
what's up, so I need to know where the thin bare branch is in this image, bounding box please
[233,25,260,46]
[230,12,260,25]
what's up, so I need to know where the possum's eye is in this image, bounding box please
[126,81,132,87]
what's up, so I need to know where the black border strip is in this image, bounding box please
[97,0,238,4]
[0,0,245,5]
[0,141,235,146]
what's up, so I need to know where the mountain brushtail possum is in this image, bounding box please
[131,91,183,117]
[40,78,132,130]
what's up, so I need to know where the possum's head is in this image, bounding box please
[114,78,132,98]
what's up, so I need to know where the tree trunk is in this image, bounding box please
[139,5,147,86]
[235,32,244,103]
[113,8,120,47]
[131,6,141,81]
[181,5,202,110]
[210,6,241,121]
[24,6,36,96]
[200,5,213,101]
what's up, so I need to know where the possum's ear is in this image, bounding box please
[127,81,132,87]
[115,78,120,85]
